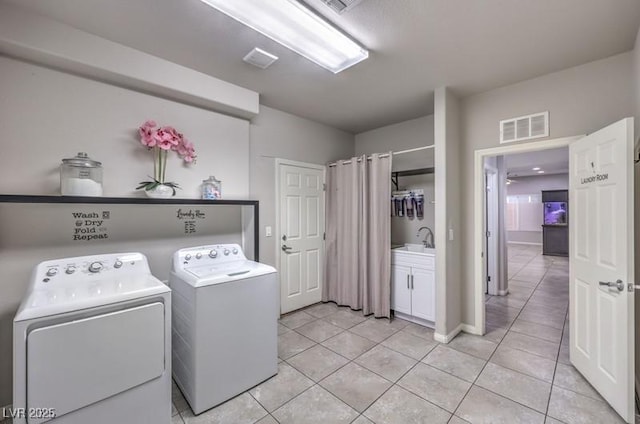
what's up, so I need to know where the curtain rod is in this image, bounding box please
[327,145,434,167]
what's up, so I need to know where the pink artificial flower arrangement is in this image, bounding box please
[136,120,196,194]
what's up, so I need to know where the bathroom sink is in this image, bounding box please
[393,244,436,255]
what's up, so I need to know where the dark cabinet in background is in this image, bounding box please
[542,190,568,257]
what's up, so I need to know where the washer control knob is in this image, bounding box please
[114,260,123,269]
[196,252,202,259]
[88,262,103,273]
[46,268,58,277]
[65,266,76,275]
[185,254,192,260]
[209,250,218,258]
[232,248,239,255]
[223,249,230,256]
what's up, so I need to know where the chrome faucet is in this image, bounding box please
[417,226,435,248]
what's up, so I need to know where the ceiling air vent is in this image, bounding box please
[500,111,549,144]
[320,0,365,14]
[243,48,278,69]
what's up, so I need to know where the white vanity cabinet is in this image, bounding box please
[391,247,435,327]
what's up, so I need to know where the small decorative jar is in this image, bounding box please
[201,176,221,199]
[60,152,103,196]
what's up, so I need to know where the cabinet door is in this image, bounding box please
[411,267,435,322]
[391,264,412,315]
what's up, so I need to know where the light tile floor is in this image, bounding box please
[164,244,634,423]
[2,245,633,424]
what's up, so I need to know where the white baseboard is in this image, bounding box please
[434,323,463,343]
[393,311,434,329]
[507,241,542,246]
[461,323,483,335]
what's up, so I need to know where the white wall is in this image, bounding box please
[249,106,354,268]
[506,173,569,244]
[356,115,435,246]
[0,55,250,199]
[0,54,255,406]
[460,51,634,327]
[355,115,434,155]
[434,87,463,340]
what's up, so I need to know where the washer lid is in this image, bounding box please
[14,274,169,322]
[183,260,276,287]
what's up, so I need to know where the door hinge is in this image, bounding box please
[323,232,326,240]
[486,230,491,238]
[487,276,491,282]
[322,183,326,191]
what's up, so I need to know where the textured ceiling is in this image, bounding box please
[505,147,569,177]
[4,0,640,133]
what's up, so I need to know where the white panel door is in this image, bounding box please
[391,264,412,315]
[485,168,499,295]
[411,267,436,322]
[569,118,634,422]
[279,162,324,313]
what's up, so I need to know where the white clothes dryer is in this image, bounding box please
[169,244,277,414]
[13,252,171,424]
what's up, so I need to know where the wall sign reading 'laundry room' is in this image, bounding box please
[176,208,207,235]
[580,173,609,184]
[71,210,111,241]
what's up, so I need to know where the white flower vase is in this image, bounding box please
[145,184,175,199]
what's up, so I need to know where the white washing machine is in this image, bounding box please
[13,252,171,424]
[169,244,278,415]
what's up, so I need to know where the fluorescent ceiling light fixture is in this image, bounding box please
[532,167,540,171]
[199,0,369,73]
[537,170,545,174]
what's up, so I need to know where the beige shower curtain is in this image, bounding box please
[323,153,391,318]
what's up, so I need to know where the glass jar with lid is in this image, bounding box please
[60,152,103,196]
[201,176,221,199]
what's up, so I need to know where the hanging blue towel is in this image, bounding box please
[415,194,424,219]
[406,193,415,218]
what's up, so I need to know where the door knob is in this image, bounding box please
[282,245,292,252]
[599,280,624,292]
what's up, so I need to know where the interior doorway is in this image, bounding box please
[276,159,325,314]
[473,118,637,423]
[473,136,579,332]
[482,146,571,350]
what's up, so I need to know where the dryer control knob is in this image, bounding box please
[232,248,239,255]
[113,260,123,269]
[208,250,218,258]
[196,253,203,259]
[46,268,58,277]
[65,266,76,275]
[223,249,230,256]
[185,254,192,260]
[88,262,103,273]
